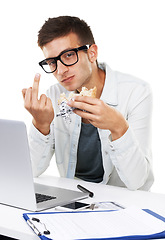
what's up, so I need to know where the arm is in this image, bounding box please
[28,123,55,177]
[22,73,55,177]
[67,85,153,190]
[109,85,153,190]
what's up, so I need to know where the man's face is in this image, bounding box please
[42,33,93,91]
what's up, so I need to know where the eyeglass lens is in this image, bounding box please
[42,50,78,73]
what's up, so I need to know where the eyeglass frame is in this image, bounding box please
[39,44,90,74]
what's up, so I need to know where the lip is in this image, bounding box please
[61,75,74,83]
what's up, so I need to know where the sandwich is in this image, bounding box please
[58,86,97,104]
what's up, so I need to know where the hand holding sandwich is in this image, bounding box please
[68,95,129,141]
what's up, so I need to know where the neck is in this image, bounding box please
[95,67,105,98]
[77,65,105,99]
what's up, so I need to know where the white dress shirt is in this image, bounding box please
[29,63,154,190]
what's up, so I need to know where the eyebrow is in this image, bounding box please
[57,46,78,56]
[45,47,76,60]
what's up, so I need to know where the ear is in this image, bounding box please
[87,44,98,63]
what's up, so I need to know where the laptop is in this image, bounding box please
[0,119,88,212]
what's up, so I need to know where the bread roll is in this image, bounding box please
[58,86,97,104]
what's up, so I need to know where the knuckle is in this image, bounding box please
[31,103,39,111]
[98,107,102,115]
[40,94,47,99]
[98,99,103,106]
[79,102,85,109]
[47,98,52,105]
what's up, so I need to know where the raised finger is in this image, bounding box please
[32,73,40,102]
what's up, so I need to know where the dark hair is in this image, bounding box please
[38,16,95,49]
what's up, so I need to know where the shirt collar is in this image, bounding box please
[99,63,118,106]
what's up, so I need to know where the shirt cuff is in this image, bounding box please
[108,127,137,154]
[29,123,50,143]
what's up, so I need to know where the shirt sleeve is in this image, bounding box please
[28,123,55,177]
[108,83,154,190]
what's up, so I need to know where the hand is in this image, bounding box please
[22,73,54,135]
[68,96,129,141]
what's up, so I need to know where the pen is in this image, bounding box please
[110,201,125,209]
[77,184,94,198]
[27,219,42,236]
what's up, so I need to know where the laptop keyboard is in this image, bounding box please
[36,193,56,203]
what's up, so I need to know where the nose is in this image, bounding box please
[56,60,69,75]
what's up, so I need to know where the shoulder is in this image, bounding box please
[106,63,151,95]
[101,62,151,91]
[115,70,149,87]
[115,72,152,107]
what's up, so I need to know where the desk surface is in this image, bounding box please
[1,175,165,240]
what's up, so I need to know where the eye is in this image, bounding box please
[46,59,56,66]
[66,51,75,58]
[62,51,76,59]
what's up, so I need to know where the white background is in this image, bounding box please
[0,0,165,193]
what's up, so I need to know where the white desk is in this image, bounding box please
[1,174,165,240]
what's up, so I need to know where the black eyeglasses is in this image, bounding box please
[39,45,90,74]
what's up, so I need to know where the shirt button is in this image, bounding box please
[110,144,115,151]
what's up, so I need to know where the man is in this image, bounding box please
[22,16,154,190]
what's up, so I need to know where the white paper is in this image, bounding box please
[27,206,165,240]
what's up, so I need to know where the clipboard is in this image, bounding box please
[23,207,165,240]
